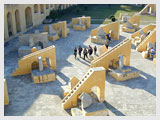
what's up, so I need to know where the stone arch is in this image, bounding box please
[31,61,39,70]
[46,4,49,9]
[34,4,38,13]
[40,4,44,14]
[25,7,33,28]
[7,12,13,36]
[147,6,152,13]
[15,9,21,33]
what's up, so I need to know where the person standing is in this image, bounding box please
[83,48,88,60]
[94,46,97,55]
[78,46,83,58]
[38,41,43,49]
[88,45,93,55]
[106,32,111,42]
[74,47,77,59]
[150,47,155,60]
[105,42,109,49]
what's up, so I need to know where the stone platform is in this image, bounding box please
[108,66,140,82]
[31,67,55,84]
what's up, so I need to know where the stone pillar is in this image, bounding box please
[79,18,82,25]
[119,55,124,69]
[38,56,43,71]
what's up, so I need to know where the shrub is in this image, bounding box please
[109,15,115,19]
[111,17,116,22]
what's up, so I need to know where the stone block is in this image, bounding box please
[109,66,140,82]
[122,27,135,33]
[71,107,83,116]
[61,85,70,97]
[91,36,107,44]
[73,25,86,31]
[79,92,93,109]
[4,79,9,105]
[82,102,108,116]
[72,16,91,29]
[31,67,56,84]
[48,33,59,41]
[141,51,148,58]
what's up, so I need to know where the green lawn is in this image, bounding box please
[55,4,156,24]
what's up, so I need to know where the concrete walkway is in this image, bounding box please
[4,24,156,116]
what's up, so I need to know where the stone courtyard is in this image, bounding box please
[4,22,156,116]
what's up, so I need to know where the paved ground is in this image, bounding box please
[4,23,156,116]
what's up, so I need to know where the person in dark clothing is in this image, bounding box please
[105,42,109,49]
[78,46,83,58]
[74,47,77,59]
[88,45,91,56]
[90,46,93,55]
[94,46,97,55]
[106,33,111,42]
[38,41,43,49]
[88,45,93,56]
[83,48,88,60]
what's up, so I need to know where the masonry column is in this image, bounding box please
[119,55,124,69]
[38,56,43,71]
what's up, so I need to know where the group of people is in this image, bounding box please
[74,45,97,60]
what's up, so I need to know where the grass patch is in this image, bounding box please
[49,4,156,24]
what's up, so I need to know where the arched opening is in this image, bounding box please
[34,4,38,13]
[31,61,39,70]
[40,4,44,14]
[25,7,33,28]
[15,9,21,33]
[7,12,13,36]
[91,86,101,102]
[46,4,49,9]
[147,6,152,13]
[109,58,119,69]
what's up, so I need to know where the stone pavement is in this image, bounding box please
[4,23,156,116]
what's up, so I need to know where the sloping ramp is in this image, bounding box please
[62,67,106,109]
[131,24,156,38]
[91,38,131,70]
[136,28,156,52]
[11,46,56,76]
[139,4,155,14]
